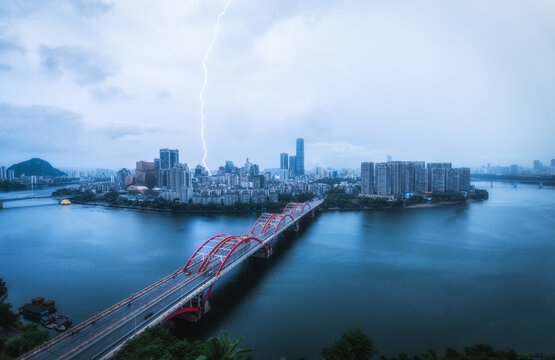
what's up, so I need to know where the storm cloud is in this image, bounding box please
[38,45,120,86]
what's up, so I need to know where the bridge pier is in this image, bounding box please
[287,221,300,232]
[173,293,211,322]
[252,246,273,259]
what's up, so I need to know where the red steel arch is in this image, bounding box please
[282,202,297,214]
[300,202,311,214]
[249,213,271,234]
[261,213,281,234]
[196,235,242,273]
[272,214,295,235]
[163,307,199,322]
[183,234,229,272]
[290,203,303,216]
[215,237,269,276]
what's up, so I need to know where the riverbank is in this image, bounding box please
[70,197,486,214]
[322,200,479,212]
[71,200,263,214]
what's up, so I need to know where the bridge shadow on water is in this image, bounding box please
[168,215,316,341]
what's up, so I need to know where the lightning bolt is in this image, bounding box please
[200,0,232,176]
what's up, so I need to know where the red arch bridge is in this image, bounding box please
[21,199,323,360]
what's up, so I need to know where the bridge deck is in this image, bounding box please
[21,200,322,360]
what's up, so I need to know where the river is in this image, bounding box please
[0,182,553,358]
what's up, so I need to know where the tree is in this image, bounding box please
[0,279,6,302]
[17,324,49,356]
[321,327,377,360]
[103,191,120,204]
[196,331,252,360]
[0,302,19,329]
[113,326,203,360]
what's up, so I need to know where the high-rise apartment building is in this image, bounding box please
[415,167,428,193]
[459,168,470,191]
[0,166,6,180]
[280,153,289,181]
[169,163,193,191]
[430,168,447,192]
[446,168,460,192]
[360,162,374,195]
[168,163,193,203]
[375,162,390,195]
[253,174,265,189]
[249,164,259,182]
[427,163,451,192]
[296,138,304,176]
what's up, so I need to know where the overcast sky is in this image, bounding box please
[1,0,554,170]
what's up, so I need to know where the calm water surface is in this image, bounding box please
[0,182,554,358]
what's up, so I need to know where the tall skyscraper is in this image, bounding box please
[0,166,6,180]
[289,156,296,178]
[295,138,304,176]
[280,153,289,181]
[159,148,179,170]
[159,148,179,187]
[360,162,374,195]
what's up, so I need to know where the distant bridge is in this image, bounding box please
[0,195,52,208]
[20,199,323,359]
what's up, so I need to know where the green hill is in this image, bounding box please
[8,158,65,177]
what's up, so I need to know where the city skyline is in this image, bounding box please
[1,1,554,169]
